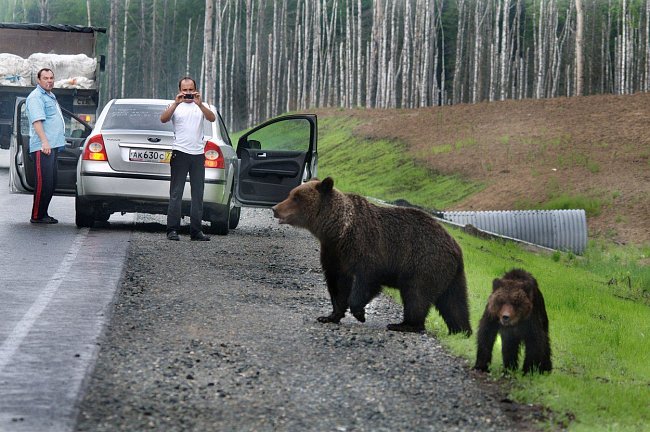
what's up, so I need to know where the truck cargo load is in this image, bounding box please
[0,23,106,153]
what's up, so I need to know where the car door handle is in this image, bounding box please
[256,152,267,158]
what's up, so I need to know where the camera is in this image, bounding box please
[183,93,194,100]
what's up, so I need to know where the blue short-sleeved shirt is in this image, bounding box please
[25,85,66,153]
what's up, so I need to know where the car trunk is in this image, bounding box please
[102,131,175,175]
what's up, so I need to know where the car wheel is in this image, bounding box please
[229,206,241,229]
[75,195,95,228]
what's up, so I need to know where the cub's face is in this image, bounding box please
[272,180,321,228]
[487,281,533,326]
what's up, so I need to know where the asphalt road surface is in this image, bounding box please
[0,168,134,432]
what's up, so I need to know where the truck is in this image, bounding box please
[0,23,106,167]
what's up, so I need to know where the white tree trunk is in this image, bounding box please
[202,0,214,104]
[575,0,584,96]
[452,0,466,104]
[120,0,129,97]
[356,0,363,107]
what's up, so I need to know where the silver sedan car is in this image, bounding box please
[9,97,318,234]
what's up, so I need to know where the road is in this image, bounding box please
[0,168,133,432]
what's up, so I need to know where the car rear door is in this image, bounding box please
[9,98,91,194]
[234,114,317,207]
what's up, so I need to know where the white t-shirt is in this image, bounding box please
[171,102,206,155]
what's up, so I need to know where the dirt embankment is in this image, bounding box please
[319,93,650,245]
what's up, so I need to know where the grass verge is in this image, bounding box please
[312,112,650,431]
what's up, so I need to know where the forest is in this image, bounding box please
[2,0,650,130]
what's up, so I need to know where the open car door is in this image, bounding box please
[9,98,92,195]
[234,114,317,207]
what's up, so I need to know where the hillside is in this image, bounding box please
[317,93,650,246]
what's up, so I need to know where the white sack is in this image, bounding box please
[28,53,96,87]
[0,53,31,86]
[55,76,95,89]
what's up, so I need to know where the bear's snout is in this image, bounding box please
[271,205,286,223]
[499,304,514,326]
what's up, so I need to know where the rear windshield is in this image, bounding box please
[102,103,217,138]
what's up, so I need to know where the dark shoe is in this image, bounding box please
[167,230,180,241]
[30,216,58,224]
[190,232,210,241]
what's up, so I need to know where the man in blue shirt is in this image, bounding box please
[25,68,66,224]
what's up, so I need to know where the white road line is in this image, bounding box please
[0,228,89,373]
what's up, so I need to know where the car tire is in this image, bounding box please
[75,195,95,228]
[229,206,241,229]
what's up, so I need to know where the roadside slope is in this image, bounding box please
[316,93,650,245]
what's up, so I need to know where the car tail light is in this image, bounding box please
[204,140,224,169]
[82,134,108,161]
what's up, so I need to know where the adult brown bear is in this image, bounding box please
[474,269,552,374]
[272,177,472,335]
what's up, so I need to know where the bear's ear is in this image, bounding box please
[317,177,334,194]
[522,278,538,299]
[492,278,503,291]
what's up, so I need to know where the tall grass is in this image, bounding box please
[309,112,650,431]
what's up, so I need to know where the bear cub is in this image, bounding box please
[474,269,552,374]
[272,177,472,335]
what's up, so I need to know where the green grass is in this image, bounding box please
[304,112,650,431]
[433,231,650,431]
[316,116,484,209]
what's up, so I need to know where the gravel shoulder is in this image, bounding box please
[74,209,543,432]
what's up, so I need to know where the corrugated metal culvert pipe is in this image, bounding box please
[439,210,588,254]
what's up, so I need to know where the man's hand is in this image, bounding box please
[41,141,51,155]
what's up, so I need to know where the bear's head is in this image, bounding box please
[272,177,335,232]
[486,276,535,326]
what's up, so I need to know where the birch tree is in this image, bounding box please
[201,0,214,104]
[120,0,129,97]
[575,0,584,96]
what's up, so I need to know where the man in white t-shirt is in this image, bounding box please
[160,76,216,241]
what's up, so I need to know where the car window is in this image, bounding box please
[215,114,231,146]
[20,103,30,135]
[202,109,229,145]
[246,118,311,151]
[103,104,175,132]
[66,115,87,138]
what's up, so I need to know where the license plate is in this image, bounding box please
[129,149,171,163]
